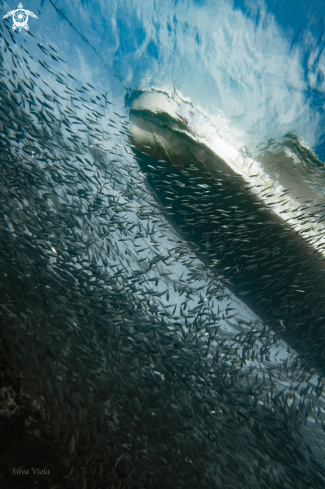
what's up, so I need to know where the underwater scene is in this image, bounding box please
[1,0,325,488]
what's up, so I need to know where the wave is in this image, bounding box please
[1,1,325,488]
[52,0,325,159]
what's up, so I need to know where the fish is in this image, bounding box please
[0,20,325,489]
[129,90,325,376]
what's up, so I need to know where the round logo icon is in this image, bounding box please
[13,8,28,30]
[2,3,38,32]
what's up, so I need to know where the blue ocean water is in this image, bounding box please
[51,0,325,158]
[1,0,325,488]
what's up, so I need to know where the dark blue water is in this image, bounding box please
[1,1,325,488]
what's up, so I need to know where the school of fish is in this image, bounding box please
[1,13,325,489]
